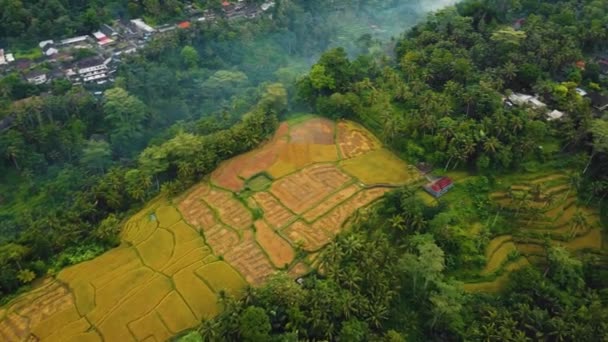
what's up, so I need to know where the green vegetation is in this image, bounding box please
[2,0,608,340]
[245,173,273,192]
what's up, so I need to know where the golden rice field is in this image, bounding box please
[0,117,420,341]
[464,172,604,293]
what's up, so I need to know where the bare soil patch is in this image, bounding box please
[255,220,295,268]
[252,192,294,229]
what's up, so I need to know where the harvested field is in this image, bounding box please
[302,184,360,223]
[267,144,339,178]
[223,230,276,285]
[337,120,380,158]
[313,187,389,235]
[1,118,415,340]
[210,158,246,192]
[202,188,252,230]
[271,164,352,213]
[340,148,419,185]
[177,185,216,230]
[0,281,80,341]
[238,138,288,180]
[253,192,294,228]
[289,117,335,144]
[288,262,311,278]
[283,220,332,252]
[210,123,290,191]
[201,224,240,256]
[255,220,295,268]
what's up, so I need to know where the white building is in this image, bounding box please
[42,44,58,56]
[575,88,588,97]
[130,19,155,33]
[76,57,111,83]
[508,93,547,109]
[59,35,90,48]
[0,49,14,65]
[39,40,54,48]
[547,109,565,121]
[25,71,48,85]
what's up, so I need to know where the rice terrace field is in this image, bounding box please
[0,116,422,341]
[462,172,604,292]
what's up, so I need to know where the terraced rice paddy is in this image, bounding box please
[0,117,421,341]
[464,172,604,293]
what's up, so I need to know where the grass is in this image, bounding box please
[340,148,419,185]
[245,173,273,192]
[14,47,43,60]
[284,113,319,125]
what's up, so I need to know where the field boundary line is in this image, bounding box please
[93,270,170,327]
[123,290,174,341]
[255,218,295,270]
[303,186,362,225]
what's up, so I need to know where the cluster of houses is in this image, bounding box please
[0,1,276,88]
[505,86,608,122]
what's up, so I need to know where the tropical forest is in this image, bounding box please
[0,0,607,341]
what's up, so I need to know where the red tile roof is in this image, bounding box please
[430,177,453,192]
[575,60,586,69]
[178,21,191,29]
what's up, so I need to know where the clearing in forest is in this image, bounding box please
[0,116,420,341]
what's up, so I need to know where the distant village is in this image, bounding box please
[503,17,608,121]
[0,1,275,90]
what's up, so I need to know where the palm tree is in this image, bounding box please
[364,301,388,329]
[341,234,363,257]
[569,210,588,239]
[339,266,362,291]
[17,269,35,284]
[5,144,20,170]
[199,319,221,342]
[483,136,501,154]
[502,61,518,82]
[389,214,406,231]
